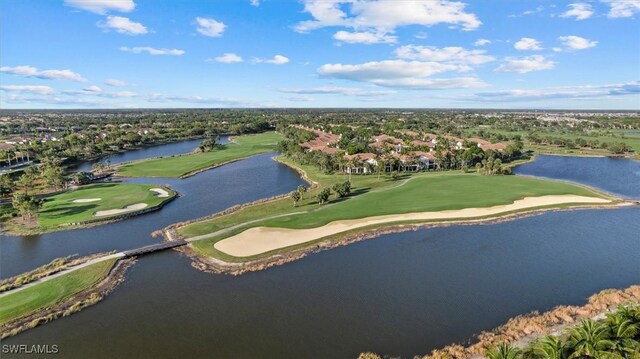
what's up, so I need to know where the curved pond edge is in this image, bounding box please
[2,186,178,237]
[0,258,136,339]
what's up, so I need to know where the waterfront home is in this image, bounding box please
[344,153,377,174]
[414,151,437,169]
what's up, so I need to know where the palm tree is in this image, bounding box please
[527,336,567,359]
[605,313,640,358]
[486,342,522,359]
[5,149,13,166]
[568,319,614,358]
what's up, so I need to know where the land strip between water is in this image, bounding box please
[161,156,628,275]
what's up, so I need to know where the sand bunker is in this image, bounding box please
[94,203,148,217]
[214,195,610,257]
[150,188,170,198]
[71,198,101,203]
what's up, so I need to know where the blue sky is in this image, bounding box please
[1,0,639,109]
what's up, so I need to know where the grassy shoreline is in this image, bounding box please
[0,257,134,339]
[116,132,282,178]
[3,183,176,235]
[0,258,117,327]
[167,156,620,272]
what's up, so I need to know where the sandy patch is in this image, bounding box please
[150,188,170,198]
[214,195,611,257]
[71,198,101,203]
[94,203,148,217]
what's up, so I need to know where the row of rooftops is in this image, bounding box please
[297,126,508,156]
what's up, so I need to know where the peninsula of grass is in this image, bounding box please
[117,131,282,178]
[178,156,614,262]
[35,183,176,231]
[0,259,116,326]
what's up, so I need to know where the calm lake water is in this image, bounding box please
[2,147,639,359]
[513,155,640,199]
[1,152,305,278]
[69,137,229,173]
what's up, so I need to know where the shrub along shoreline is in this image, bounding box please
[358,285,640,359]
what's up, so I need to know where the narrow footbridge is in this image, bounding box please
[121,240,188,258]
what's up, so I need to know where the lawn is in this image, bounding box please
[181,157,608,260]
[37,183,175,230]
[463,128,640,155]
[117,132,282,178]
[0,259,116,326]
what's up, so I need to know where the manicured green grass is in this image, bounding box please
[0,259,116,326]
[181,157,609,260]
[261,175,600,229]
[118,132,282,178]
[37,183,175,230]
[463,128,640,155]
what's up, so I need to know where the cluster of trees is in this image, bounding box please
[0,110,281,171]
[527,134,631,154]
[197,137,224,153]
[289,181,352,207]
[11,192,43,222]
[475,157,511,176]
[486,305,640,359]
[317,181,352,205]
[332,181,352,198]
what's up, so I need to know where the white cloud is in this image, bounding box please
[558,35,598,50]
[333,30,397,44]
[509,6,545,17]
[105,79,127,86]
[286,95,314,102]
[496,55,556,73]
[254,55,289,64]
[107,91,137,98]
[250,0,260,6]
[65,88,137,98]
[145,93,257,106]
[602,0,640,18]
[0,65,87,82]
[294,0,481,45]
[474,38,491,46]
[470,81,640,102]
[560,3,594,20]
[0,85,55,94]
[64,0,135,14]
[279,87,396,96]
[211,53,243,63]
[395,45,495,65]
[414,31,428,39]
[196,17,226,37]
[83,85,103,93]
[317,60,486,89]
[119,46,185,55]
[514,37,542,51]
[99,16,148,35]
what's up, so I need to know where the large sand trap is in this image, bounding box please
[214,195,610,257]
[94,203,148,217]
[71,198,101,203]
[150,188,170,198]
